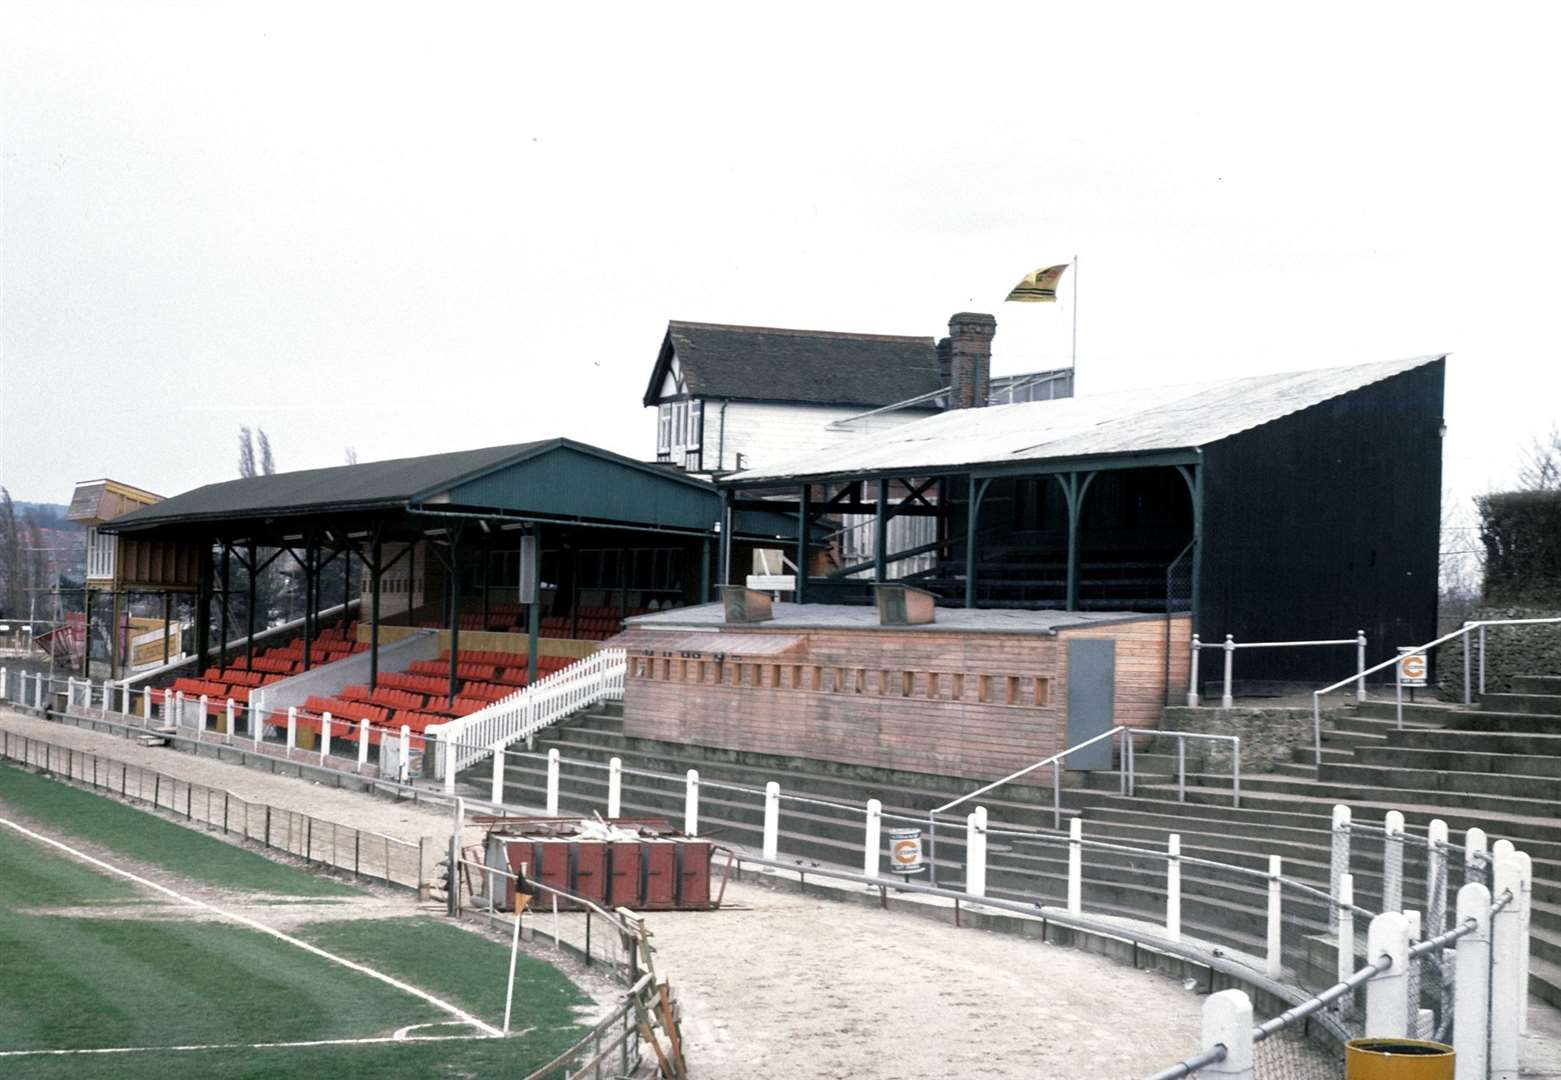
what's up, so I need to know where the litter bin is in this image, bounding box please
[1344,1038,1453,1079]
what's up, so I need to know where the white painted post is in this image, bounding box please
[862,797,880,879]
[1365,911,1410,1037]
[357,719,370,770]
[1490,851,1524,1080]
[1265,854,1283,978]
[1478,624,1487,696]
[1518,851,1533,1037]
[1330,804,1351,932]
[285,706,297,755]
[1166,833,1181,941]
[490,747,505,806]
[684,769,700,837]
[607,756,622,819]
[965,806,987,898]
[1199,989,1255,1079]
[762,781,779,861]
[440,730,456,795]
[1187,634,1201,706]
[1221,634,1235,709]
[175,690,185,728]
[1426,818,1448,935]
[1356,629,1368,701]
[1466,826,1488,881]
[102,679,112,714]
[545,748,559,816]
[1067,817,1082,915]
[197,694,208,738]
[1462,623,1472,706]
[143,687,152,721]
[35,671,44,708]
[226,698,236,740]
[0,667,6,700]
[398,724,411,782]
[1383,810,1405,913]
[1337,873,1356,1013]
[1452,881,1492,1080]
[320,711,332,762]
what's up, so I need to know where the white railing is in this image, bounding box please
[1310,616,1561,765]
[435,648,625,783]
[1190,631,1367,709]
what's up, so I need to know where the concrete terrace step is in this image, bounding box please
[1145,778,1561,849]
[1479,692,1561,716]
[1515,676,1561,696]
[1349,743,1561,779]
[526,733,1082,828]
[1316,761,1561,803]
[1385,727,1561,756]
[1202,769,1561,820]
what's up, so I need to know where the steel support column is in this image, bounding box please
[446,530,462,705]
[108,589,122,680]
[218,542,231,672]
[1175,463,1204,635]
[245,540,257,668]
[874,479,889,583]
[369,536,382,691]
[718,489,732,587]
[795,484,811,603]
[527,527,541,685]
[964,477,992,608]
[1060,471,1098,612]
[161,591,172,666]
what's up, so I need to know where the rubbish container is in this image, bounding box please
[1344,1038,1453,1079]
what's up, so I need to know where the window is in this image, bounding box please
[657,404,672,455]
[687,399,702,446]
[673,401,687,449]
[86,527,114,580]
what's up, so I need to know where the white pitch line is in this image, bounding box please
[0,816,501,1038]
[0,1033,496,1058]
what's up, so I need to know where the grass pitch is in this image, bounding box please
[0,761,592,1079]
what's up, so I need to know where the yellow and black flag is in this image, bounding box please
[1005,263,1070,302]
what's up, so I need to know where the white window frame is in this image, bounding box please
[657,403,672,455]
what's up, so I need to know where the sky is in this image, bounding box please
[2,1,1557,516]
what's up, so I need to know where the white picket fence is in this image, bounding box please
[434,648,625,783]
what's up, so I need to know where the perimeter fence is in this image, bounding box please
[0,728,432,893]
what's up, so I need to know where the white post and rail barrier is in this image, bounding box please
[1190,631,1366,709]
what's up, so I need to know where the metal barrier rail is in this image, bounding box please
[1309,616,1561,765]
[1191,631,1367,709]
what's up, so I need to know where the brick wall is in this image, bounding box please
[621,613,1189,783]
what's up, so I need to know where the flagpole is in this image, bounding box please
[1070,253,1079,372]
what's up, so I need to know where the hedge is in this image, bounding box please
[1478,489,1561,602]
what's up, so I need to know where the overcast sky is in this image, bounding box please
[2,2,1557,513]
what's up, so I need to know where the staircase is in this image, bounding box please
[1118,673,1561,1006]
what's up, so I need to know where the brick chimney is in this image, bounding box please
[947,312,996,409]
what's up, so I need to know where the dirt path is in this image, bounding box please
[2,707,1207,1077]
[652,879,1202,1078]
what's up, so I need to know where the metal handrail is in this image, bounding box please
[1156,731,1241,807]
[1308,616,1561,765]
[1190,630,1366,709]
[926,725,1133,884]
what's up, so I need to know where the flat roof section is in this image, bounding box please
[624,601,1169,636]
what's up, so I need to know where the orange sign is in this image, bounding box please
[1397,650,1428,687]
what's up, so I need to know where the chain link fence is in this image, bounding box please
[0,729,433,892]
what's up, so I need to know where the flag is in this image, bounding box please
[1005,263,1070,302]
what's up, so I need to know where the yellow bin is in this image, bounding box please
[1345,1039,1453,1079]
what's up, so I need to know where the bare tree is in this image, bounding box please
[1517,424,1561,491]
[258,429,275,476]
[25,516,49,602]
[238,426,256,478]
[344,446,359,466]
[0,487,20,617]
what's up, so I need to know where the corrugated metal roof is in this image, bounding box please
[102,438,722,533]
[729,354,1444,483]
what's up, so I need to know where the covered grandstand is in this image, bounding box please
[720,354,1447,683]
[101,437,797,721]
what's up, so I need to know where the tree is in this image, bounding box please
[238,426,257,478]
[258,430,275,476]
[25,516,49,605]
[344,446,358,466]
[1517,425,1561,492]
[0,487,21,617]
